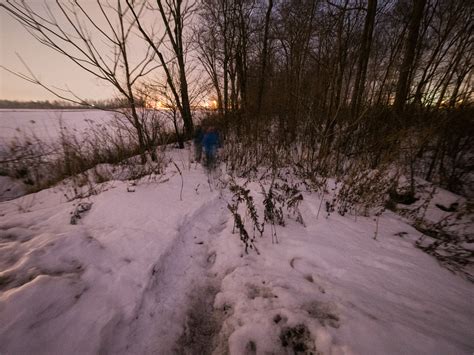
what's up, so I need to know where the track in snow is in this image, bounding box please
[102,196,229,354]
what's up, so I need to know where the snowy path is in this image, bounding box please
[105,197,229,354]
[0,163,232,354]
[0,158,473,354]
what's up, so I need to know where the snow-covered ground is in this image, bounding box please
[0,148,473,354]
[0,109,115,144]
[0,108,207,146]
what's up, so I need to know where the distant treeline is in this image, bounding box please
[0,99,130,110]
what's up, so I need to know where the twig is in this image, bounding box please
[172,161,183,201]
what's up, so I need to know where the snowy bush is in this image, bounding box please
[227,172,306,252]
[0,115,167,195]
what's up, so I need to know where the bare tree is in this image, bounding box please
[126,0,195,137]
[256,0,273,115]
[350,0,377,118]
[1,0,160,162]
[393,0,427,114]
[196,26,224,115]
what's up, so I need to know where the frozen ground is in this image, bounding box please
[0,108,207,146]
[0,109,115,144]
[0,148,473,354]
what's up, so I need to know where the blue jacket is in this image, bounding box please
[202,131,219,152]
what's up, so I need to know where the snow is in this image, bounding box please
[0,176,26,201]
[0,148,473,354]
[0,108,206,147]
[0,109,115,144]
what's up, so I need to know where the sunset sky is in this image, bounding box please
[1,5,116,101]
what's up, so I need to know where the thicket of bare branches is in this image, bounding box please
[196,0,473,197]
[2,0,472,198]
[1,0,197,163]
[0,113,172,198]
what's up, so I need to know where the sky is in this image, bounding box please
[0,1,203,104]
[1,2,125,102]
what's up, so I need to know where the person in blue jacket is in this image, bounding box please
[202,126,220,169]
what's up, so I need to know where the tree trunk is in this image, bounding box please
[351,0,377,118]
[256,0,273,115]
[393,0,427,114]
[178,54,194,137]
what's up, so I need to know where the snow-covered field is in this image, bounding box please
[0,109,116,145]
[0,108,206,146]
[0,148,472,354]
